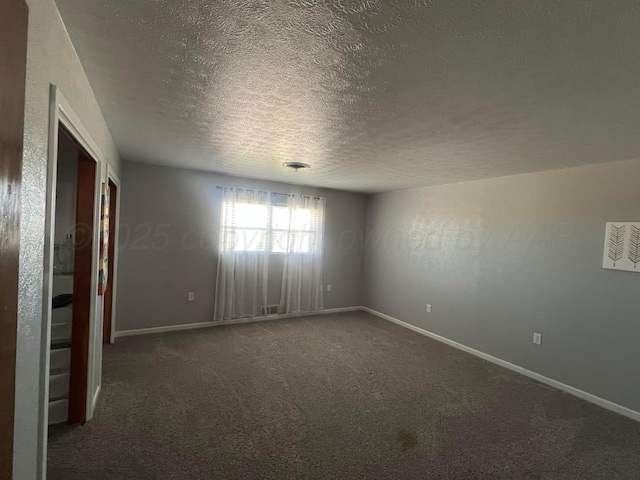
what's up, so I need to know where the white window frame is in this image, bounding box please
[221,201,315,254]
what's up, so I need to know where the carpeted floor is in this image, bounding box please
[48,311,640,479]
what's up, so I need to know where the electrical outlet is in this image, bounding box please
[188,292,195,301]
[533,333,542,345]
[426,304,432,313]
[327,284,332,292]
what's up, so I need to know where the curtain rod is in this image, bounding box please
[215,185,323,200]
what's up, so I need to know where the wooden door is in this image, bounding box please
[103,180,117,344]
[68,148,97,424]
[0,1,29,477]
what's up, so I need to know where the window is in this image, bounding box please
[221,203,268,252]
[271,206,313,253]
[221,202,315,253]
[215,188,326,320]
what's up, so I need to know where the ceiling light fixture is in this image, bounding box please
[282,161,311,172]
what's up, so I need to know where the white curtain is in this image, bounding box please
[214,187,271,321]
[278,194,326,314]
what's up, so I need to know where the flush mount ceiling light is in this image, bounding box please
[282,161,311,172]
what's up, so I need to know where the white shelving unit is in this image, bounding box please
[49,273,73,425]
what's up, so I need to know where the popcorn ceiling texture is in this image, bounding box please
[56,0,640,192]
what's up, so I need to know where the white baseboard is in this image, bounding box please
[361,307,640,423]
[114,306,362,338]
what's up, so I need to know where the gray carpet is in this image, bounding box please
[48,312,640,479]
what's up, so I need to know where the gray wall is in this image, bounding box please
[17,0,122,477]
[116,162,366,332]
[54,147,78,245]
[363,158,640,413]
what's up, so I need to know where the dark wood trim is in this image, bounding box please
[68,148,97,424]
[0,1,28,477]
[103,180,117,344]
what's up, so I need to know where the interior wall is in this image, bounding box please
[17,0,121,477]
[363,157,640,414]
[115,161,366,332]
[53,147,78,246]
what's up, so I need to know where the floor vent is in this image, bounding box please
[262,305,279,316]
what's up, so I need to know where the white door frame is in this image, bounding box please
[106,166,121,344]
[39,84,105,479]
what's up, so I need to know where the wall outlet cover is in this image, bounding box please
[533,333,542,345]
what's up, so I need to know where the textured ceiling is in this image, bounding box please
[55,0,640,193]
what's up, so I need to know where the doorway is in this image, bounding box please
[41,86,109,477]
[48,125,98,426]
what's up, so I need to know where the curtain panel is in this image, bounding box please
[278,194,325,314]
[213,187,325,321]
[214,187,271,321]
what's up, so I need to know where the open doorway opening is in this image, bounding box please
[48,125,97,426]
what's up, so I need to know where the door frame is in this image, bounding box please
[105,166,121,344]
[39,85,104,477]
